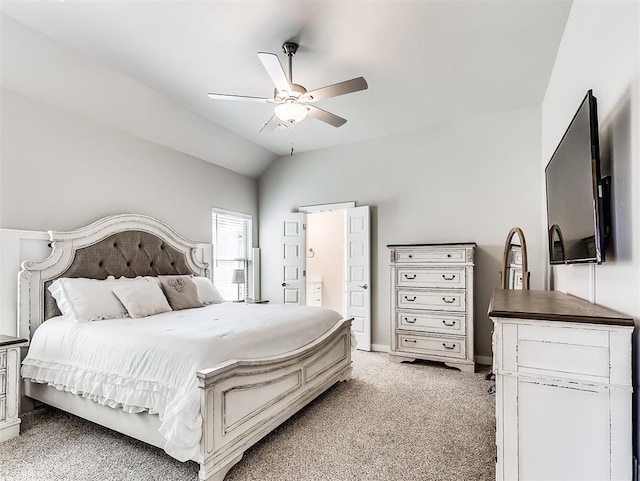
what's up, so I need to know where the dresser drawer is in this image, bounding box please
[398,334,466,359]
[396,268,466,289]
[0,372,5,396]
[0,397,5,422]
[499,323,614,382]
[397,311,465,335]
[397,289,465,312]
[0,351,5,370]
[394,248,467,264]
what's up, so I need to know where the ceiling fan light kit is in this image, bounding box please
[274,101,308,124]
[207,41,368,132]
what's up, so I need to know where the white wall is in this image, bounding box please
[541,0,639,452]
[259,106,544,359]
[0,14,275,178]
[0,88,258,242]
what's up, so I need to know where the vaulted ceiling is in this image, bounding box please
[1,1,572,177]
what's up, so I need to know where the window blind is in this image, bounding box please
[212,209,252,301]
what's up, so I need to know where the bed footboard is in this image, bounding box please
[196,318,352,481]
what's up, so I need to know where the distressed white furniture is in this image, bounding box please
[18,214,352,481]
[489,289,634,481]
[306,276,323,307]
[388,243,476,372]
[0,335,28,442]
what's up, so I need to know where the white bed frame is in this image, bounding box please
[18,214,353,480]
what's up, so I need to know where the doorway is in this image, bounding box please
[305,210,345,315]
[281,203,371,350]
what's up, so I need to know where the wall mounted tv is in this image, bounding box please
[545,89,609,265]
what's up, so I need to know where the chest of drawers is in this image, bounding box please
[388,243,476,372]
[0,335,28,442]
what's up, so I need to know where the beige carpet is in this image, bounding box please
[0,351,496,481]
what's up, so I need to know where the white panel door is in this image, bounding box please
[345,206,371,351]
[281,213,305,305]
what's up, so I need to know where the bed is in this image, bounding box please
[17,214,353,480]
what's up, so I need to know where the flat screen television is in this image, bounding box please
[545,90,607,264]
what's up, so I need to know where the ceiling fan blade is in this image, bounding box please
[303,77,368,102]
[259,114,288,134]
[257,52,291,93]
[307,105,347,127]
[207,93,272,102]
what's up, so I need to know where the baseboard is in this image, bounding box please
[475,355,493,366]
[371,343,389,353]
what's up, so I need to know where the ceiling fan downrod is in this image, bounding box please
[282,42,298,85]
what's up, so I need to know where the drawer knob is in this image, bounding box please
[447,254,452,258]
[442,343,456,350]
[442,320,456,327]
[408,254,413,258]
[404,274,417,280]
[405,339,417,344]
[442,274,456,281]
[404,296,417,302]
[442,297,456,304]
[405,318,417,324]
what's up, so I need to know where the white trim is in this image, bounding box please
[0,229,50,337]
[211,207,252,219]
[251,248,261,300]
[371,343,390,353]
[0,228,50,238]
[298,202,356,213]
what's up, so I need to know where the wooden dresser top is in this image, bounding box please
[489,289,635,327]
[0,334,28,347]
[387,242,477,248]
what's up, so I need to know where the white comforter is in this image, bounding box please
[21,303,343,462]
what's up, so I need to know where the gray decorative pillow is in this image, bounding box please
[158,275,203,311]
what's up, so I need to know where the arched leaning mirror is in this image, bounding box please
[499,227,530,290]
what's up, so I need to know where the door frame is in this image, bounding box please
[298,201,356,214]
[294,201,371,351]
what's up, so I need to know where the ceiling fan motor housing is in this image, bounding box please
[274,84,307,102]
[282,42,299,56]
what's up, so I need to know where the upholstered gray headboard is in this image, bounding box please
[43,230,198,320]
[19,214,209,339]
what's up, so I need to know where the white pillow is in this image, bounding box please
[192,276,224,304]
[48,277,134,321]
[112,278,172,319]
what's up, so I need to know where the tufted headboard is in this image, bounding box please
[19,214,209,340]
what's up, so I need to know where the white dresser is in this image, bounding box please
[489,289,634,481]
[388,243,476,373]
[0,335,28,442]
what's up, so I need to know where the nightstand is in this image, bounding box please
[0,335,28,442]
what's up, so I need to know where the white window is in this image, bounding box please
[212,209,252,301]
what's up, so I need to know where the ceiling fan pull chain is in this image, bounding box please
[290,126,295,156]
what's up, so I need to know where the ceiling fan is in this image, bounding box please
[207,42,368,133]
